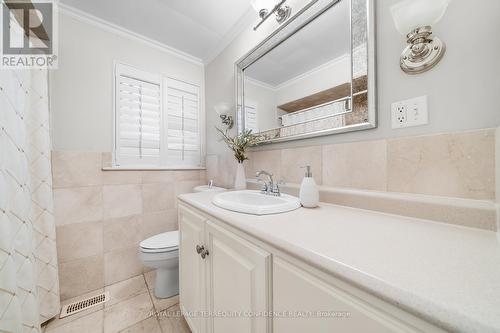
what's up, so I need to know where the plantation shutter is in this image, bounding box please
[165,78,201,167]
[115,64,162,166]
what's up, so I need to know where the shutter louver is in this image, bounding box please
[165,78,201,167]
[115,64,161,166]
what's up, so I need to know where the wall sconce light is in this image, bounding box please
[391,0,452,74]
[252,0,292,31]
[214,102,234,129]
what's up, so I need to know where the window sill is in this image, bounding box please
[102,166,206,171]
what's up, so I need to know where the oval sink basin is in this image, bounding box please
[212,190,301,215]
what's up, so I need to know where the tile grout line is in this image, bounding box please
[142,273,166,333]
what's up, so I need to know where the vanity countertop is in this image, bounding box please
[178,191,500,333]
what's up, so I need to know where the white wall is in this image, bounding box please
[275,54,351,105]
[206,0,500,155]
[51,12,205,152]
[244,80,278,131]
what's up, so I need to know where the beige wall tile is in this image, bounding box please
[56,221,103,263]
[141,171,174,184]
[54,186,103,226]
[174,180,205,197]
[173,170,200,181]
[142,183,175,213]
[104,246,144,285]
[103,292,153,333]
[102,184,142,218]
[199,170,207,183]
[59,255,104,300]
[103,215,142,253]
[52,151,102,188]
[323,140,387,191]
[102,170,142,185]
[387,129,495,199]
[249,149,281,181]
[281,146,322,184]
[141,210,178,239]
[102,152,112,168]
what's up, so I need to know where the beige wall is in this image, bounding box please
[50,13,205,152]
[206,0,500,190]
[240,128,496,200]
[52,151,206,300]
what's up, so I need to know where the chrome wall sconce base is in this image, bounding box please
[400,26,446,75]
[220,115,234,129]
[253,0,292,30]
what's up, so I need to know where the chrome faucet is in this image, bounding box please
[255,170,280,196]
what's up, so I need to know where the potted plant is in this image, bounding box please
[217,127,262,189]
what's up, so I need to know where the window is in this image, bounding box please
[164,78,201,167]
[244,100,259,133]
[114,63,201,168]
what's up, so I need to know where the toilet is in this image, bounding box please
[139,231,179,299]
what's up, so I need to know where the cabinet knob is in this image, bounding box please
[200,248,209,259]
[196,245,204,254]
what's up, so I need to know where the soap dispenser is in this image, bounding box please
[299,166,319,208]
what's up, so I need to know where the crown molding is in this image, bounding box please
[203,9,256,65]
[57,3,204,66]
[245,76,277,91]
[274,53,350,90]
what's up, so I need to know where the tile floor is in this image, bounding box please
[42,271,191,333]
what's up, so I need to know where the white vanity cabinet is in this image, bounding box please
[179,204,272,333]
[179,205,206,333]
[179,203,446,333]
[272,257,441,333]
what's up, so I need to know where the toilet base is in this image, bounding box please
[154,267,179,299]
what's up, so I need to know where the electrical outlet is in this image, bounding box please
[391,95,428,129]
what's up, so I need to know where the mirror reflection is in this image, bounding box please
[238,0,372,143]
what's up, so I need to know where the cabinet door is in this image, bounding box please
[205,221,271,333]
[179,205,206,333]
[273,257,422,333]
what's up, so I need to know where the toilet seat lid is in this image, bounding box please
[140,231,179,251]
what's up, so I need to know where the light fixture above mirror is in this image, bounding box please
[391,0,452,74]
[252,0,292,30]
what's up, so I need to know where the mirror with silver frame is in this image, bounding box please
[235,0,375,144]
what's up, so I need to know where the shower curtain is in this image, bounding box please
[0,68,60,331]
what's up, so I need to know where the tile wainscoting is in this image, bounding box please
[51,151,206,300]
[209,128,498,230]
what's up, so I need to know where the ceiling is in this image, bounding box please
[244,0,350,86]
[60,0,255,63]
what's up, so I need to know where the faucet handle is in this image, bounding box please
[256,178,268,193]
[270,183,281,196]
